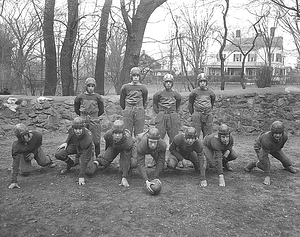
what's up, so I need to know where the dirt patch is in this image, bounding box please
[1,132,300,237]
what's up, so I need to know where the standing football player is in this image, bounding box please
[74,77,104,158]
[188,72,215,138]
[148,73,182,169]
[120,67,148,137]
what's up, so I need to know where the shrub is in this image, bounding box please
[255,66,272,88]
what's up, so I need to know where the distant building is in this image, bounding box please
[139,50,162,75]
[152,68,172,76]
[205,29,286,83]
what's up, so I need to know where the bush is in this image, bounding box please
[256,66,272,88]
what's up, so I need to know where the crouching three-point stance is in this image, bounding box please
[94,120,137,187]
[55,117,96,185]
[167,127,207,187]
[136,127,167,194]
[203,124,237,187]
[244,121,297,185]
[9,123,56,189]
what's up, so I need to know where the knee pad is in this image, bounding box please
[167,156,178,169]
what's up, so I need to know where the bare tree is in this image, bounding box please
[244,1,285,87]
[117,0,167,94]
[168,8,190,86]
[95,0,112,95]
[43,0,57,95]
[105,18,127,94]
[0,24,14,92]
[0,0,43,95]
[269,0,300,17]
[167,1,216,90]
[271,0,300,66]
[73,10,101,94]
[219,0,229,90]
[226,16,263,89]
[257,16,280,67]
[180,1,216,88]
[60,0,78,96]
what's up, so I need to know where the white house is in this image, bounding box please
[205,29,286,83]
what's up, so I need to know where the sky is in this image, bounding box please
[142,0,297,67]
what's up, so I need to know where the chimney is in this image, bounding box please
[236,30,241,38]
[270,27,275,37]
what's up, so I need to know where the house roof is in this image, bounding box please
[224,36,283,52]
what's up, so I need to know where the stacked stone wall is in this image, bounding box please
[1,92,300,136]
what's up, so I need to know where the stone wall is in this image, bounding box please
[1,92,300,137]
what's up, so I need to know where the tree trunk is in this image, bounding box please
[219,0,229,91]
[43,0,57,96]
[60,0,78,96]
[95,0,112,95]
[240,56,246,89]
[117,0,167,94]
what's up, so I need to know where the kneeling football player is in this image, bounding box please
[203,124,237,187]
[135,127,167,194]
[55,117,96,185]
[94,120,137,187]
[9,123,56,189]
[167,127,207,187]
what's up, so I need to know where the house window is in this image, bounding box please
[276,53,282,62]
[271,53,275,62]
[248,54,256,62]
[216,53,226,61]
[233,54,242,62]
[246,68,255,76]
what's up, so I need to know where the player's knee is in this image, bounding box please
[130,157,138,169]
[167,156,178,169]
[97,157,110,167]
[54,152,66,161]
[257,160,268,170]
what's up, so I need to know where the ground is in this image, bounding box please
[1,131,300,237]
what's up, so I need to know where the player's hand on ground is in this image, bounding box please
[263,176,270,185]
[26,153,34,161]
[200,180,207,187]
[57,143,67,151]
[78,178,85,186]
[219,174,225,187]
[145,180,155,194]
[119,177,130,187]
[8,183,20,189]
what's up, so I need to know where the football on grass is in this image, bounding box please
[150,179,162,195]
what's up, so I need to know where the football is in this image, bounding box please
[150,179,162,195]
